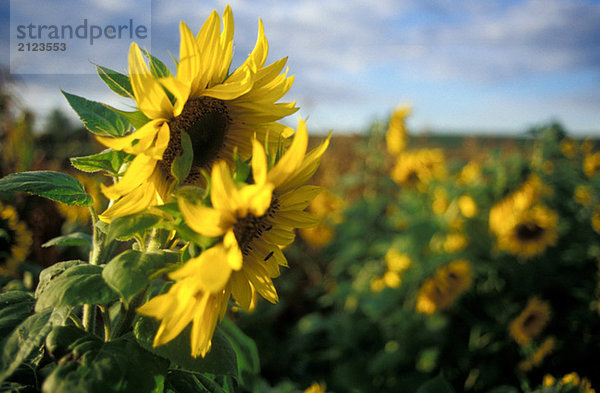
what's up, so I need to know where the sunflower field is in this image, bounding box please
[0,5,599,393]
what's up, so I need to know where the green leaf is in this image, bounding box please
[42,333,167,393]
[0,307,69,385]
[220,319,260,385]
[142,50,172,78]
[0,171,93,207]
[96,64,134,98]
[35,264,119,312]
[45,325,88,360]
[103,250,179,304]
[416,375,456,393]
[232,150,251,183]
[42,232,92,248]
[35,261,86,300]
[164,371,214,393]
[171,131,193,185]
[110,107,151,129]
[106,213,162,244]
[0,291,36,340]
[134,316,238,377]
[62,91,130,137]
[71,149,133,176]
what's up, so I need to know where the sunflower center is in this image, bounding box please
[160,97,232,181]
[522,313,539,330]
[233,198,280,256]
[515,222,544,241]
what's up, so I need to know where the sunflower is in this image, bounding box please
[0,200,32,275]
[299,189,344,249]
[584,152,600,178]
[390,148,446,189]
[385,104,411,156]
[495,204,558,259]
[543,373,596,393]
[137,120,329,357]
[509,297,551,346]
[304,382,327,393]
[416,259,472,315]
[97,6,297,221]
[457,161,482,185]
[458,195,477,218]
[574,185,594,207]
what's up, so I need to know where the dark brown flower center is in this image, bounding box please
[515,222,544,241]
[522,313,539,329]
[233,198,280,256]
[159,96,231,182]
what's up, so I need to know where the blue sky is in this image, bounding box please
[1,0,599,135]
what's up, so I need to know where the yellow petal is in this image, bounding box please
[210,161,241,212]
[267,119,308,188]
[177,21,201,98]
[101,154,157,200]
[196,10,221,92]
[243,258,278,303]
[96,119,162,153]
[214,5,234,83]
[238,183,273,217]
[98,181,159,222]
[171,245,232,293]
[251,139,267,186]
[203,66,254,100]
[224,230,243,270]
[278,131,331,193]
[129,43,173,119]
[178,198,228,237]
[271,210,320,228]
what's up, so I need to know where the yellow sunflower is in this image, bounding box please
[137,120,329,357]
[509,297,551,346]
[0,200,32,275]
[385,104,411,156]
[97,6,297,221]
[584,152,600,178]
[543,372,596,393]
[416,259,472,315]
[304,382,327,393]
[457,161,482,185]
[458,195,477,218]
[299,189,345,249]
[390,148,446,189]
[495,204,558,259]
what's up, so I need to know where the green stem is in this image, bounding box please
[98,305,111,341]
[83,206,103,332]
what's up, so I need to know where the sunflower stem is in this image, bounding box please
[83,206,103,332]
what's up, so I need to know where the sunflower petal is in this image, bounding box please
[178,198,228,237]
[267,119,308,188]
[101,154,157,200]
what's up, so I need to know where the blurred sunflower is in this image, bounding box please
[497,205,558,259]
[385,104,411,156]
[518,336,555,372]
[591,208,600,234]
[0,200,32,275]
[559,138,577,159]
[137,120,329,357]
[299,189,345,249]
[431,187,448,215]
[457,160,482,185]
[543,372,596,393]
[574,185,593,207]
[509,297,551,346]
[390,149,446,189]
[458,195,477,218]
[304,382,327,393]
[416,259,472,315]
[584,152,600,178]
[97,6,297,221]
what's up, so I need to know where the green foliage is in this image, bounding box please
[103,250,179,304]
[62,91,130,137]
[96,65,134,98]
[71,149,132,176]
[42,328,168,393]
[171,131,194,185]
[105,213,163,244]
[0,170,93,207]
[42,232,92,248]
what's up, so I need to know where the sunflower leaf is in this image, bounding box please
[103,250,179,304]
[42,331,167,393]
[105,213,163,244]
[71,149,133,176]
[0,171,93,207]
[35,264,118,312]
[141,49,172,78]
[96,64,134,98]
[219,319,260,386]
[109,107,151,129]
[171,131,193,185]
[416,374,456,393]
[42,232,92,248]
[62,91,130,137]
